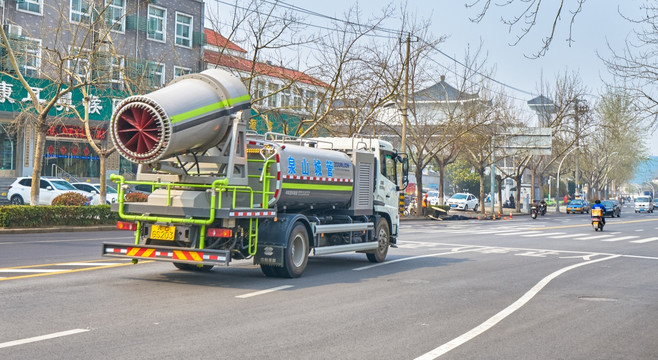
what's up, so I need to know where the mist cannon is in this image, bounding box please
[110,69,251,164]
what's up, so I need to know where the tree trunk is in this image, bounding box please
[478,170,485,214]
[515,175,522,213]
[415,167,424,216]
[497,176,503,215]
[29,121,47,206]
[99,154,107,204]
[438,160,446,205]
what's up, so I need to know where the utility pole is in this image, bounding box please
[400,33,410,157]
[574,98,580,196]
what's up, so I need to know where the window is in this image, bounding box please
[0,124,16,170]
[20,38,41,78]
[175,13,192,47]
[151,63,164,88]
[147,5,166,42]
[70,0,91,23]
[173,66,191,79]
[305,90,315,109]
[110,56,124,90]
[17,0,42,15]
[281,87,291,107]
[382,152,397,183]
[268,83,279,107]
[105,0,126,32]
[256,81,266,101]
[293,88,303,108]
[68,48,90,82]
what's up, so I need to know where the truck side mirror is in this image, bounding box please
[397,154,409,191]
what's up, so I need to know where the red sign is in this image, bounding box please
[46,125,107,140]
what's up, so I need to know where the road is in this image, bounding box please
[1,203,657,359]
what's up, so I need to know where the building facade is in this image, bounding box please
[202,28,329,136]
[0,0,205,183]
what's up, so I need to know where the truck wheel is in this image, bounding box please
[10,195,24,205]
[173,263,213,272]
[280,223,309,278]
[260,265,279,277]
[367,218,389,263]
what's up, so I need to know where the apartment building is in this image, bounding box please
[0,0,205,181]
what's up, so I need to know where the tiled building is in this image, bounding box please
[0,0,205,183]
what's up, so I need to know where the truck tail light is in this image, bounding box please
[117,221,137,231]
[207,228,232,238]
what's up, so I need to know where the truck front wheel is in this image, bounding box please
[367,218,389,263]
[280,223,309,278]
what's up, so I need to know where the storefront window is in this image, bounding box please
[42,139,100,178]
[0,124,16,170]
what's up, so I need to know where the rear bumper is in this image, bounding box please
[102,242,231,266]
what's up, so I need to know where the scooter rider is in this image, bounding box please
[591,199,606,225]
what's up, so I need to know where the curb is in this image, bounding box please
[0,225,117,234]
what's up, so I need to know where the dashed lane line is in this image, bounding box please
[522,232,564,237]
[574,234,615,241]
[0,329,89,349]
[548,233,589,239]
[236,285,294,299]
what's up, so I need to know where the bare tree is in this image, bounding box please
[466,0,586,58]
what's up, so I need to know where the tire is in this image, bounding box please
[10,195,24,205]
[464,205,468,211]
[473,204,478,212]
[173,263,213,272]
[260,264,279,277]
[531,211,537,219]
[367,218,390,263]
[279,223,309,278]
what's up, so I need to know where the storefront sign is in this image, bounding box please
[46,124,107,140]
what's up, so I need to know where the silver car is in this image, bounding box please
[634,196,654,213]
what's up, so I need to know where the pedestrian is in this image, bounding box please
[563,194,568,205]
[509,194,515,208]
[422,193,428,216]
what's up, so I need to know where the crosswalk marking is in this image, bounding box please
[630,237,658,244]
[522,232,564,237]
[549,233,588,239]
[495,231,540,236]
[601,236,639,242]
[575,234,615,240]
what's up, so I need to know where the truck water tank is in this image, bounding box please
[273,143,354,211]
[110,69,250,164]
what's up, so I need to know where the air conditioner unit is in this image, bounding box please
[3,24,23,37]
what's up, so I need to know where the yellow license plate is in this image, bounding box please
[151,224,176,241]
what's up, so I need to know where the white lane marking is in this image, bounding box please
[522,232,564,237]
[353,247,478,271]
[236,285,294,299]
[0,269,71,273]
[494,231,540,236]
[60,262,124,266]
[414,255,621,360]
[548,233,589,239]
[635,229,645,232]
[601,236,639,242]
[631,237,658,244]
[575,234,614,240]
[0,328,89,349]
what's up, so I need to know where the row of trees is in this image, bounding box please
[1,0,654,209]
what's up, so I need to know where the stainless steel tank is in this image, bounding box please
[272,143,355,211]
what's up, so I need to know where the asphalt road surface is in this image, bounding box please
[1,203,657,359]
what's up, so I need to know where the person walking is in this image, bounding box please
[563,194,569,206]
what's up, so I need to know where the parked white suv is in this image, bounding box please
[634,196,654,213]
[447,192,479,211]
[71,182,118,204]
[426,190,441,206]
[7,177,93,205]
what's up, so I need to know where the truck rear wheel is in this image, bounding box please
[279,223,309,278]
[367,218,389,263]
[260,265,279,277]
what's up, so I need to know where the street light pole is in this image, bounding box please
[556,146,581,213]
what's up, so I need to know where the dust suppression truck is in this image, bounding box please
[102,68,408,278]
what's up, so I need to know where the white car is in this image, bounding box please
[71,182,118,204]
[447,192,479,211]
[7,177,94,205]
[634,196,654,213]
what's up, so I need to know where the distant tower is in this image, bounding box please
[527,95,555,127]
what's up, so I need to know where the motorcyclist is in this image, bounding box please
[591,199,606,225]
[539,199,547,215]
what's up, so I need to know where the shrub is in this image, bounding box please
[52,192,89,206]
[125,192,148,202]
[0,205,119,228]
